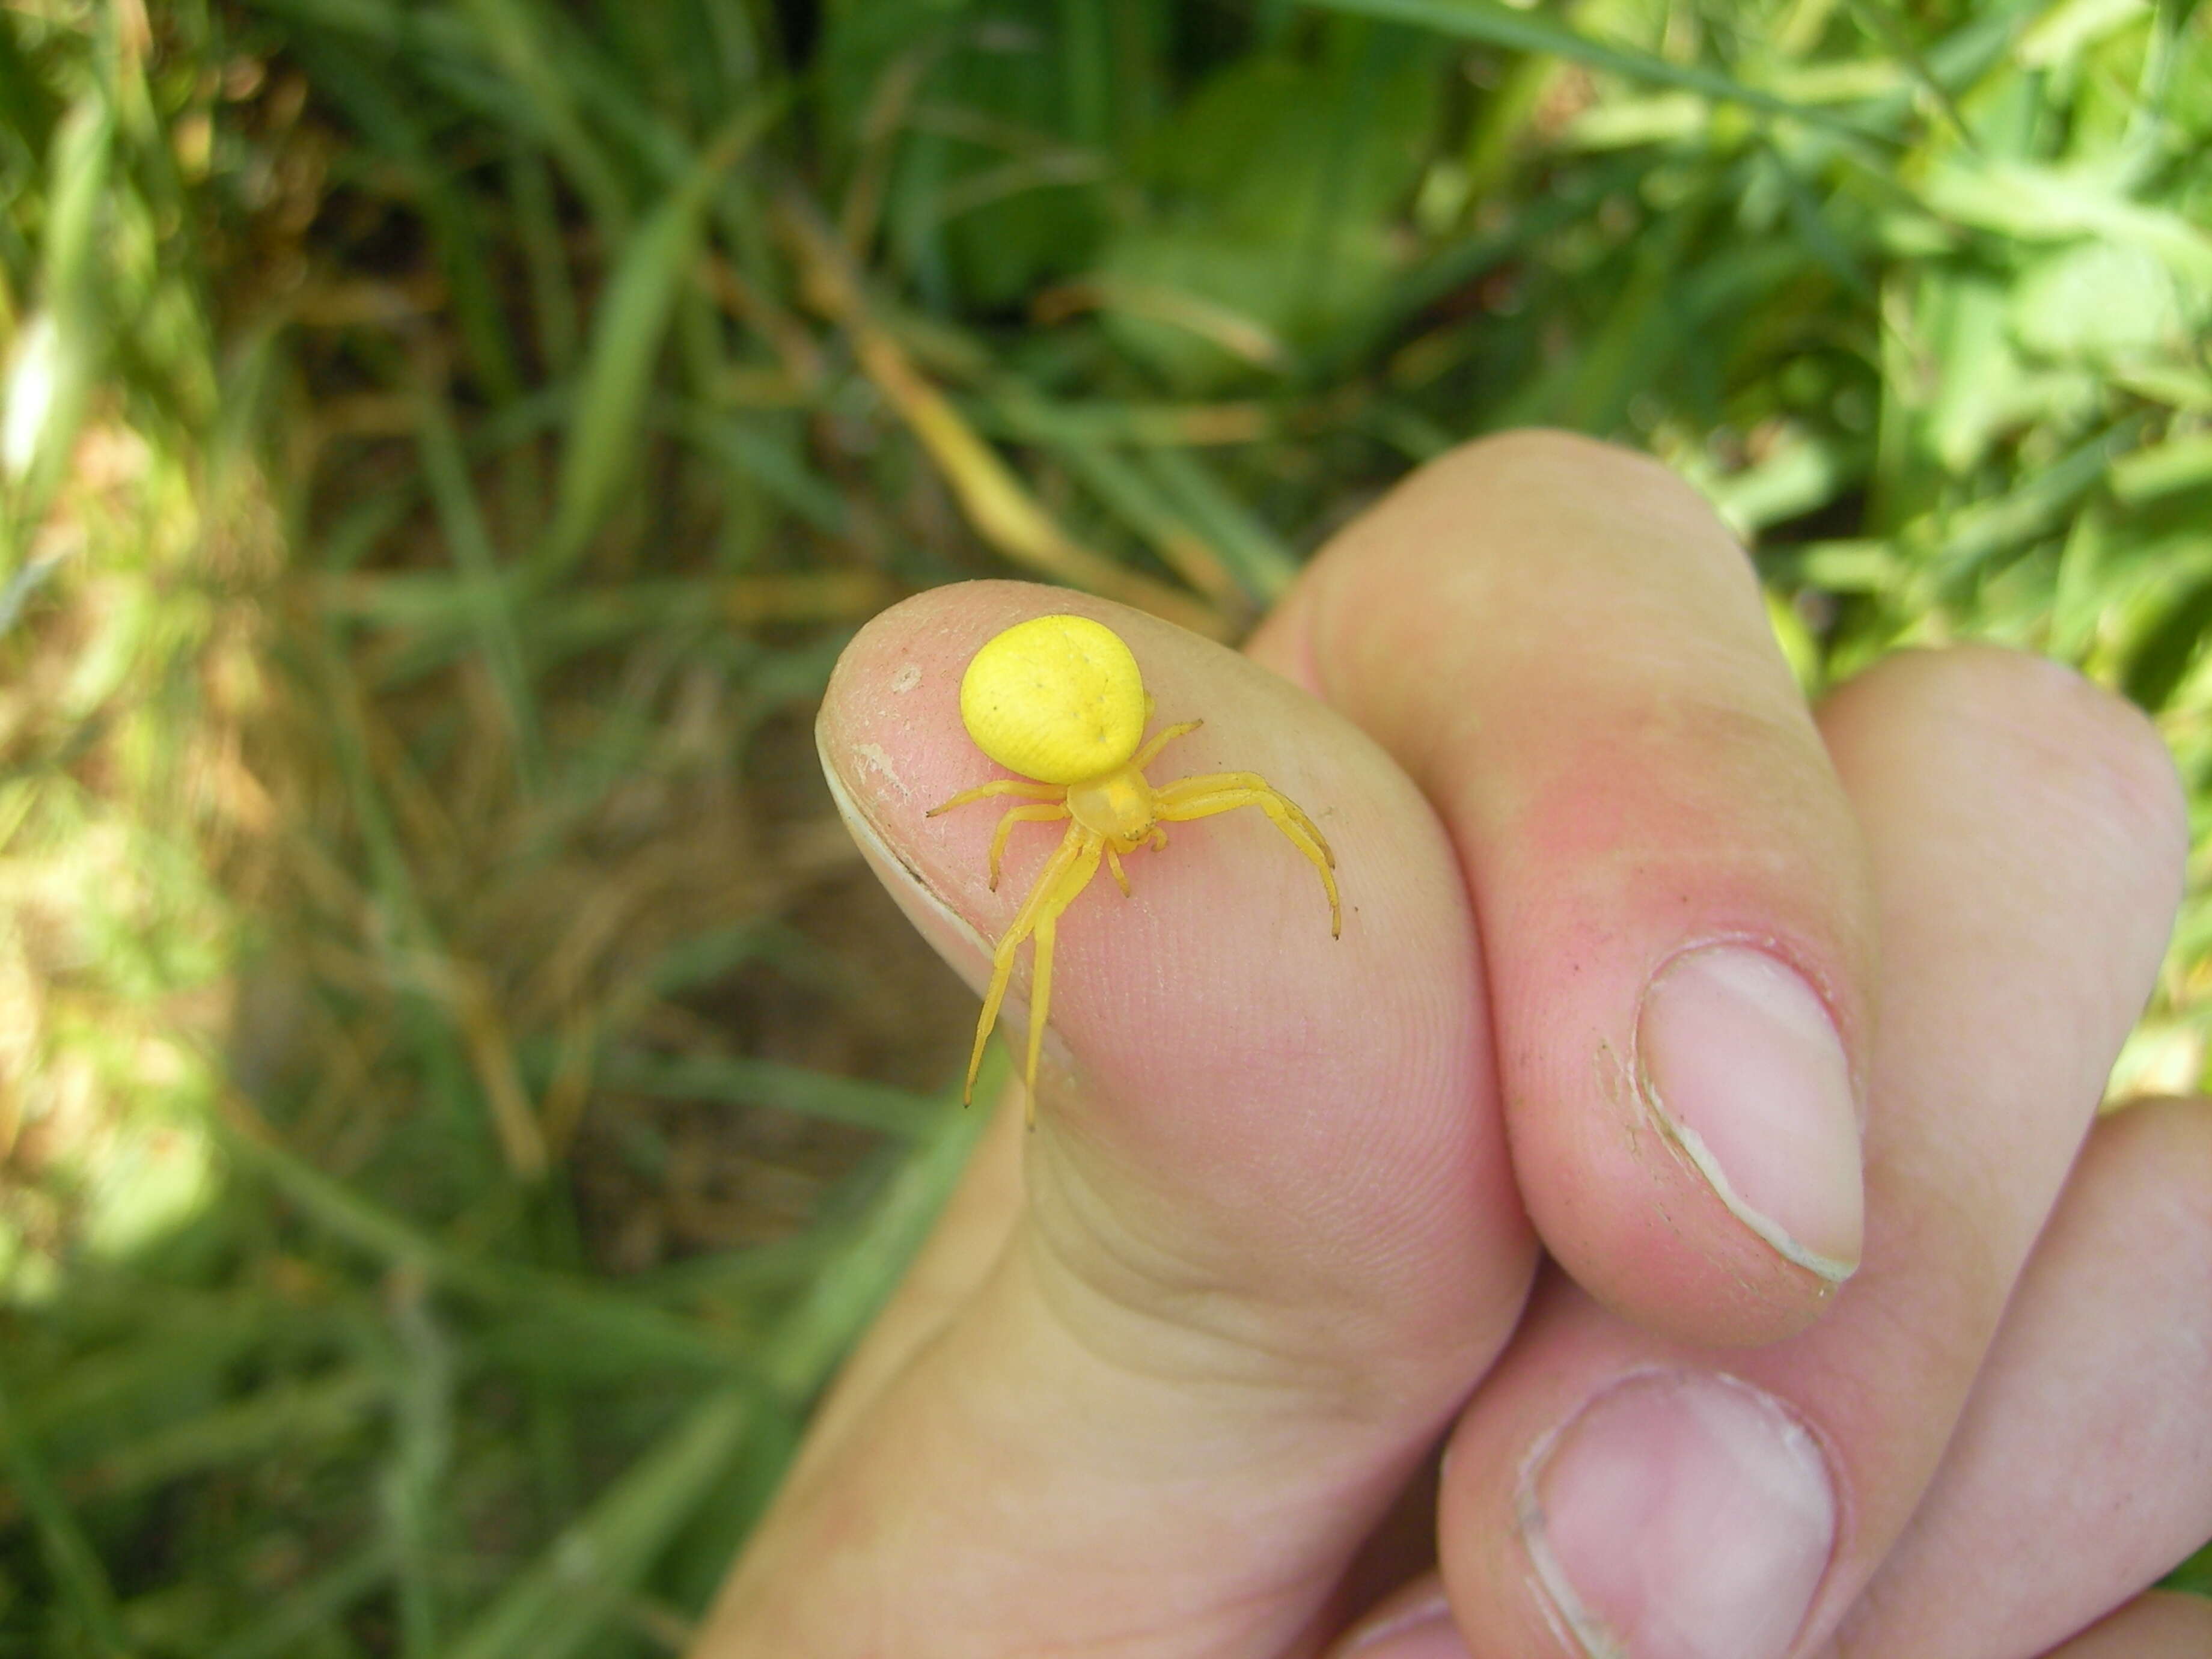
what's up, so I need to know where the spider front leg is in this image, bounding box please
[1161,771,1335,864]
[1128,718,1202,773]
[1024,914,1059,1125]
[1153,773,1342,938]
[926,776,1065,817]
[986,802,1071,890]
[964,822,1105,1113]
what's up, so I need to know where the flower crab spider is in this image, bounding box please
[928,613,1340,1119]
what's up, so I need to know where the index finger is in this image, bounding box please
[1253,430,1875,1345]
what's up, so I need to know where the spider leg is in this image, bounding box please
[927,776,1065,817]
[1104,842,1130,896]
[1154,776,1342,938]
[1016,836,1104,1120]
[964,823,1101,1106]
[986,802,1071,890]
[1128,718,1203,774]
[1157,772,1335,867]
[1026,915,1056,1126]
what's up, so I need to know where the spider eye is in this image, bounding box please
[959,614,1147,785]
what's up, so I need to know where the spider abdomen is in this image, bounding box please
[958,614,1148,786]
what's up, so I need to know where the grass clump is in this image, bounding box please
[0,0,2207,1649]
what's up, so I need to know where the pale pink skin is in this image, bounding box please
[696,434,2212,1659]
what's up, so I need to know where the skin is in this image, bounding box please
[695,432,2212,1659]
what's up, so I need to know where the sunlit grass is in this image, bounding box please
[2,0,2208,1647]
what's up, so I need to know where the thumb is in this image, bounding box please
[699,580,1530,1657]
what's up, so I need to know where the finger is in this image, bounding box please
[697,581,1534,1655]
[1824,1097,2212,1659]
[1322,1574,1461,1659]
[1254,430,1875,1346]
[1331,1171,2212,1659]
[1430,647,2186,1659]
[2036,1593,2212,1659]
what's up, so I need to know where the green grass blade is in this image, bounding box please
[597,1049,941,1138]
[383,1276,457,1658]
[2122,560,2212,712]
[39,93,109,323]
[443,1390,753,1659]
[539,100,786,578]
[673,408,852,536]
[759,1051,1001,1401]
[1043,437,1245,603]
[7,94,109,525]
[287,35,524,402]
[209,1541,399,1659]
[0,1372,130,1656]
[0,11,61,160]
[1303,0,1886,136]
[63,1371,383,1503]
[453,0,632,230]
[1838,0,1975,142]
[416,392,546,793]
[1141,447,1300,603]
[510,141,581,380]
[2112,431,2212,508]
[1919,157,2212,284]
[215,1113,769,1378]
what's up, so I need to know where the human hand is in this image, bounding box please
[694,433,2212,1658]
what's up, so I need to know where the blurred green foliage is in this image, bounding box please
[0,0,2208,1650]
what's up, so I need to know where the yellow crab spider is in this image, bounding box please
[926,613,1341,1120]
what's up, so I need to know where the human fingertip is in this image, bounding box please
[1830,646,2186,906]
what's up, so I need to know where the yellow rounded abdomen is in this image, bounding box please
[958,614,1147,786]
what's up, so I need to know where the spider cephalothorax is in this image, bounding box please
[928,614,1340,1119]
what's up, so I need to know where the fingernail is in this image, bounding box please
[817,739,995,976]
[1637,945,1863,1281]
[1521,1370,1836,1659]
[1337,1591,1468,1659]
